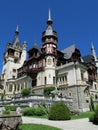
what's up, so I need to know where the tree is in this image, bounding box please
[89,105,98,124]
[44,86,55,97]
[21,88,30,96]
[90,96,95,111]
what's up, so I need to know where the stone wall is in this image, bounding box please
[0,115,22,130]
[0,95,73,111]
[63,85,90,112]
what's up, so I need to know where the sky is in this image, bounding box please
[0,0,98,74]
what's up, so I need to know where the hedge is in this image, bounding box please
[48,102,71,120]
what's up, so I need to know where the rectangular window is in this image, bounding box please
[13,69,16,72]
[62,76,64,82]
[81,72,84,81]
[65,75,67,82]
[53,77,55,85]
[95,84,97,90]
[9,84,12,92]
[45,77,47,85]
[12,76,15,79]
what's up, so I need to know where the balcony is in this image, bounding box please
[26,67,44,74]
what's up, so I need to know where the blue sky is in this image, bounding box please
[0,0,98,74]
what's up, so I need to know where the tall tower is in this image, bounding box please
[2,26,27,82]
[41,9,58,86]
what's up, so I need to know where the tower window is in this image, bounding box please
[13,69,16,72]
[14,84,16,91]
[45,77,47,85]
[95,95,98,99]
[53,77,55,85]
[17,84,20,91]
[12,76,15,79]
[81,71,84,81]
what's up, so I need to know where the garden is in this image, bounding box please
[0,88,98,129]
[1,101,98,130]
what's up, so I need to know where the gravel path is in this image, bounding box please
[22,117,98,130]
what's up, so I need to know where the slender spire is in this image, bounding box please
[91,41,97,61]
[13,25,20,47]
[91,41,94,50]
[47,8,52,25]
[48,8,52,21]
[16,25,19,32]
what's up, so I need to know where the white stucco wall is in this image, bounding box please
[57,62,88,86]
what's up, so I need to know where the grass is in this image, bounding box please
[71,111,94,120]
[18,111,94,130]
[30,115,48,119]
[24,111,94,120]
[18,124,61,130]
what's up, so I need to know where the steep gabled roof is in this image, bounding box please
[82,54,94,64]
[62,44,76,59]
[28,43,42,54]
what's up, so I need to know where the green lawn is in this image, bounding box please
[71,111,94,120]
[18,124,61,130]
[31,115,48,119]
[18,111,94,130]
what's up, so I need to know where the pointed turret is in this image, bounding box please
[41,9,57,56]
[42,9,57,41]
[91,41,97,61]
[13,25,20,48]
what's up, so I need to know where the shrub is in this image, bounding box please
[23,107,35,116]
[5,105,17,111]
[4,110,10,115]
[89,114,95,122]
[93,105,98,124]
[21,88,30,96]
[48,101,71,120]
[35,107,46,116]
[90,96,95,111]
[44,86,55,96]
[89,105,98,124]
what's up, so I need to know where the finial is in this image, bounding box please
[91,41,94,50]
[72,40,76,45]
[16,25,19,32]
[48,8,52,21]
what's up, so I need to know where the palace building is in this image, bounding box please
[0,9,98,112]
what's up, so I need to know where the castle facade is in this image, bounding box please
[0,10,98,112]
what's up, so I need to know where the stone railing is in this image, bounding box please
[0,95,73,111]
